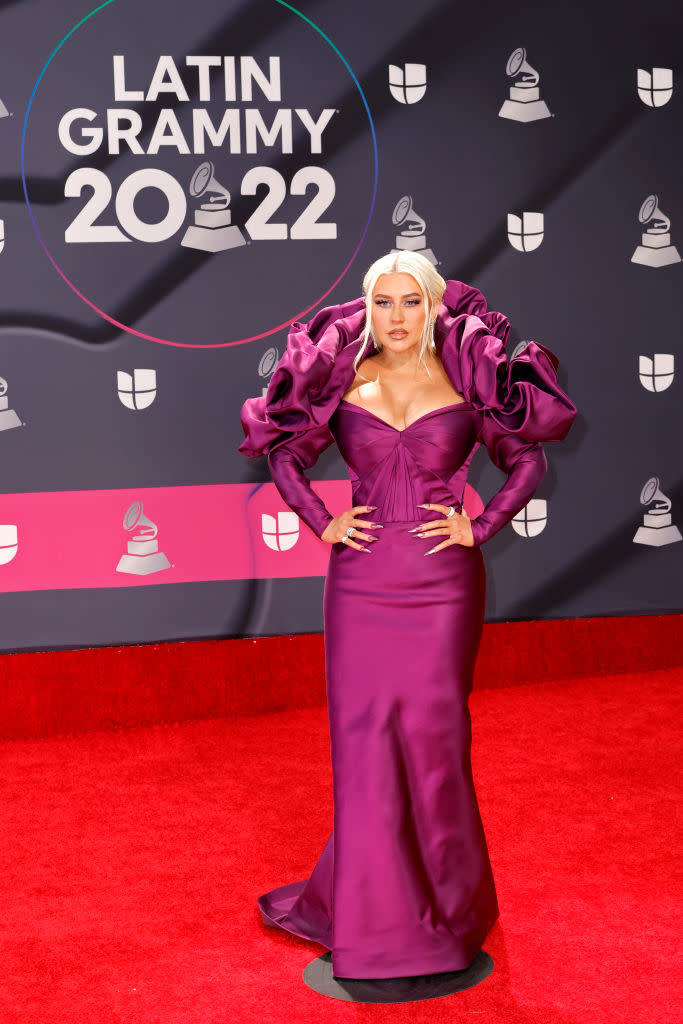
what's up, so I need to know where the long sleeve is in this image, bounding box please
[238,296,368,540]
[267,429,335,540]
[469,416,548,546]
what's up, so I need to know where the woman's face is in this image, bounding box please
[370,273,429,355]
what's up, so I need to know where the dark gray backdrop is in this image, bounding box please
[0,0,681,652]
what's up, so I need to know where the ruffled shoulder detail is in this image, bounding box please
[437,280,577,442]
[239,298,366,458]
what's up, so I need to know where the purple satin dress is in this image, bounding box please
[239,280,577,979]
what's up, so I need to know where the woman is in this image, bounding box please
[239,251,577,982]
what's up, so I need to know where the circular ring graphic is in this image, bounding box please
[21,0,378,348]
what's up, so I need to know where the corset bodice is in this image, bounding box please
[329,400,483,521]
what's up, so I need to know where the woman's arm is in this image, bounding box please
[469,415,548,546]
[267,429,335,540]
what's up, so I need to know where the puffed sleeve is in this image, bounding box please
[239,297,366,539]
[451,302,577,546]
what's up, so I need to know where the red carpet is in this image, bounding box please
[1,612,680,740]
[0,665,679,1023]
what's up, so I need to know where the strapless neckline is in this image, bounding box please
[337,398,473,433]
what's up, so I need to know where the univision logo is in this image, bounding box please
[388,63,427,105]
[117,369,157,410]
[262,511,299,551]
[0,524,18,565]
[511,499,547,538]
[636,67,673,108]
[639,354,674,392]
[508,211,544,252]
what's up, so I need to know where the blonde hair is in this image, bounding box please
[353,251,447,375]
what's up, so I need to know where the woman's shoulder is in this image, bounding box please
[342,356,380,401]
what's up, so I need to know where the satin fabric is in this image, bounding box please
[239,281,577,979]
[239,278,577,545]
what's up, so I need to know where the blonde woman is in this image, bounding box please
[240,251,577,985]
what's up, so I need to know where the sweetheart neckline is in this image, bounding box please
[337,398,473,432]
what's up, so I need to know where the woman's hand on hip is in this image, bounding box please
[411,503,474,553]
[321,505,382,551]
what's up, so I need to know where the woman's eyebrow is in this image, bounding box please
[373,292,422,299]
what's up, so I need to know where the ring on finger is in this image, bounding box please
[346,526,356,538]
[445,505,455,518]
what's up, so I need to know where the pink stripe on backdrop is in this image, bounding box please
[0,482,484,594]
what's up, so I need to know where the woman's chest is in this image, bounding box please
[329,401,482,477]
[342,358,466,433]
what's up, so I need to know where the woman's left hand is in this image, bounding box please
[411,503,474,553]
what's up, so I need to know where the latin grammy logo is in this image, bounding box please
[0,524,18,566]
[391,195,437,265]
[638,354,674,392]
[117,369,157,410]
[388,63,427,105]
[0,97,9,119]
[0,376,21,431]
[498,47,552,122]
[262,511,299,552]
[637,67,673,108]
[116,502,171,575]
[633,477,682,547]
[507,211,544,252]
[631,194,681,267]
[181,160,247,253]
[258,346,280,398]
[511,499,547,538]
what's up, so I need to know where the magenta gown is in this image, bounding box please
[239,279,577,980]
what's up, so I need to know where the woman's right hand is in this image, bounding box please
[321,505,382,551]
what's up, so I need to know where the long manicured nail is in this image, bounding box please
[416,503,431,509]
[367,506,378,510]
[425,547,437,555]
[371,523,384,528]
[407,527,420,532]
[362,546,372,553]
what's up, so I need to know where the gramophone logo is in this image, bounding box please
[510,340,531,359]
[262,511,299,552]
[388,64,427,105]
[116,501,171,574]
[499,47,552,122]
[508,212,544,252]
[639,354,674,392]
[0,525,18,566]
[116,369,157,410]
[258,346,280,397]
[633,477,682,546]
[181,160,247,252]
[0,96,9,119]
[0,218,5,255]
[391,195,437,265]
[631,194,681,267]
[511,499,547,538]
[637,67,673,107]
[0,376,21,431]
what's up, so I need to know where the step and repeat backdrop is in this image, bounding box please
[0,0,681,652]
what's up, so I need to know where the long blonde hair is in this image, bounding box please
[353,251,447,376]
